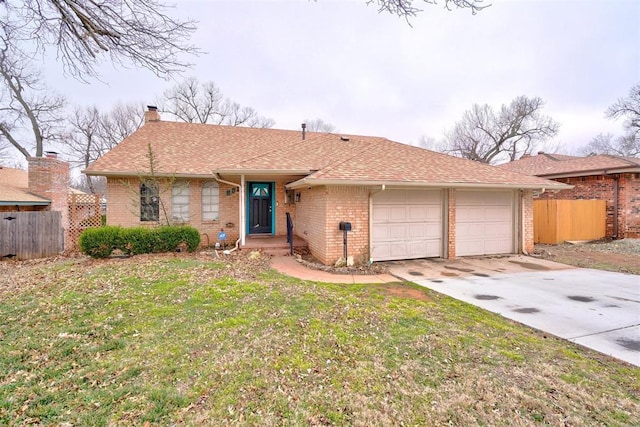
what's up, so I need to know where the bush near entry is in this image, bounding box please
[79,226,200,258]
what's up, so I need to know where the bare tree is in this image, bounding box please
[576,84,640,158]
[304,118,337,133]
[445,96,560,164]
[0,40,66,159]
[368,0,489,18]
[605,83,640,155]
[66,102,144,193]
[415,135,446,152]
[1,0,199,80]
[159,77,275,128]
[579,133,639,158]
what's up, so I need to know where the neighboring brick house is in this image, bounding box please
[0,155,100,249]
[0,155,70,222]
[499,152,640,239]
[84,107,568,265]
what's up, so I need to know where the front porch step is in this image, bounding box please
[240,235,308,254]
[262,248,295,257]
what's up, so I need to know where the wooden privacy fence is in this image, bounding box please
[534,199,606,244]
[0,211,63,260]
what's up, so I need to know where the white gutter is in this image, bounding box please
[212,168,312,175]
[83,170,214,179]
[286,178,572,191]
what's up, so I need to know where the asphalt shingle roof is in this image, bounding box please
[85,121,567,190]
[498,153,640,177]
[0,166,50,205]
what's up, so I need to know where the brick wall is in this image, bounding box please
[292,186,328,262]
[273,178,296,236]
[106,177,240,245]
[28,156,69,230]
[622,173,640,238]
[447,189,456,258]
[522,190,535,253]
[105,176,301,247]
[293,185,370,265]
[324,186,370,264]
[537,173,639,238]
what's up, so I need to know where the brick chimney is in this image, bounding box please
[28,154,70,230]
[145,105,161,124]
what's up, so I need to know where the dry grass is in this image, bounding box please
[0,252,638,426]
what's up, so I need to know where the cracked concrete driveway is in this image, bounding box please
[387,256,640,367]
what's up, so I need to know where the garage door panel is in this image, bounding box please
[389,206,407,221]
[389,224,407,239]
[456,191,514,256]
[372,206,390,221]
[372,190,443,261]
[484,207,512,220]
[484,222,512,236]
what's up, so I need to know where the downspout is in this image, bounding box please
[612,174,619,239]
[213,173,243,251]
[368,184,386,264]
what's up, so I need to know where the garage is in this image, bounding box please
[456,190,515,256]
[371,189,443,261]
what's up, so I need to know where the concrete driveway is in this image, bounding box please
[387,256,640,367]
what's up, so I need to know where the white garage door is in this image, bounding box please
[456,191,514,256]
[371,190,443,261]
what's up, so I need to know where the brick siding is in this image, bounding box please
[106,177,537,264]
[522,190,535,253]
[293,185,370,265]
[28,156,69,231]
[622,173,640,238]
[106,177,240,244]
[324,186,370,264]
[106,176,299,247]
[447,189,456,258]
[292,186,328,262]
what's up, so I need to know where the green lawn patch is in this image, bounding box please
[1,254,638,425]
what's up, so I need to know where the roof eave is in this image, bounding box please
[84,169,313,178]
[286,178,572,191]
[0,201,51,206]
[540,167,640,179]
[213,168,312,175]
[83,170,215,179]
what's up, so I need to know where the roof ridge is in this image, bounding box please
[219,132,327,169]
[601,154,640,166]
[307,136,389,179]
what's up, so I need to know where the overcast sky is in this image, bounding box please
[44,0,640,161]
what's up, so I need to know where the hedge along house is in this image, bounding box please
[499,153,640,239]
[84,107,570,265]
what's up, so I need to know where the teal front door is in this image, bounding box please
[248,182,273,234]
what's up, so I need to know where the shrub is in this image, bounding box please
[121,227,154,255]
[79,226,123,258]
[79,226,201,258]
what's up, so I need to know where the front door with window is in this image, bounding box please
[248,182,273,234]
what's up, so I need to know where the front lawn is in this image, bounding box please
[1,254,638,425]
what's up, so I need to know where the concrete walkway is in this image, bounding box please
[270,255,398,284]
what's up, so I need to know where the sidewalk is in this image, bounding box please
[270,255,399,284]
